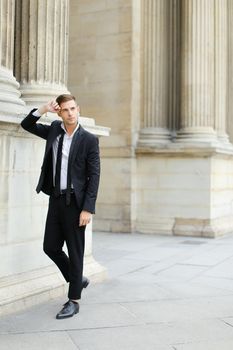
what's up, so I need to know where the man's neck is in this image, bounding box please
[64,123,79,136]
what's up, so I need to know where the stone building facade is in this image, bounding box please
[1,0,233,311]
[69,0,233,238]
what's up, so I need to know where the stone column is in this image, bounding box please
[14,0,69,105]
[168,0,180,137]
[215,0,230,144]
[0,0,25,117]
[228,0,233,143]
[138,0,171,146]
[177,0,217,142]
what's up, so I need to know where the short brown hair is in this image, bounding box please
[56,94,76,106]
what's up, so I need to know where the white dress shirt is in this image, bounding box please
[33,110,79,190]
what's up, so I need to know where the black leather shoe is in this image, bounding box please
[56,300,79,320]
[82,277,90,289]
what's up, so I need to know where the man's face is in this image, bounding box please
[58,99,80,127]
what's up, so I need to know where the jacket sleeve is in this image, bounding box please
[82,135,100,214]
[21,108,51,140]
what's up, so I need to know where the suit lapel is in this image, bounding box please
[44,122,63,156]
[68,125,84,165]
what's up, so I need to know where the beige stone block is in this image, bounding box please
[96,33,131,59]
[71,0,106,14]
[95,203,125,220]
[173,216,233,238]
[78,11,120,37]
[135,217,174,235]
[173,218,213,238]
[70,80,131,130]
[211,157,233,174]
[100,157,132,177]
[211,204,233,218]
[79,57,131,84]
[138,188,209,207]
[99,134,129,148]
[93,218,112,232]
[0,240,49,278]
[139,203,209,221]
[106,0,131,9]
[111,220,132,233]
[211,190,233,205]
[68,36,97,61]
[136,173,159,189]
[119,7,132,32]
[99,187,130,204]
[99,146,133,158]
[211,174,231,189]
[136,156,210,175]
[157,173,209,190]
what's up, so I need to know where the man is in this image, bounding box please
[21,94,100,319]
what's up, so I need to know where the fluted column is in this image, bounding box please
[228,0,233,143]
[138,0,171,146]
[0,0,25,116]
[177,0,217,142]
[14,0,69,105]
[168,0,180,137]
[215,0,230,144]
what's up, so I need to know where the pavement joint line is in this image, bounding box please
[123,264,151,274]
[221,319,233,328]
[1,319,233,336]
[67,331,81,350]
[118,303,138,318]
[176,262,215,267]
[0,323,150,336]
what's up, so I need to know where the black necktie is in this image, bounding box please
[54,131,64,197]
[65,127,80,205]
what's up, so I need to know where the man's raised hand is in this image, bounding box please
[38,100,60,115]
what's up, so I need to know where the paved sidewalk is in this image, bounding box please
[1,232,233,349]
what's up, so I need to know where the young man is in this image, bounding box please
[21,94,100,319]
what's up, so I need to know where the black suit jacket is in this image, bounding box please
[21,109,100,214]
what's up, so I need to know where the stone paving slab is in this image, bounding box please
[68,325,173,350]
[0,332,78,350]
[1,232,233,349]
[173,340,233,350]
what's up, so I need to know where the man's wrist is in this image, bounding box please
[38,105,48,115]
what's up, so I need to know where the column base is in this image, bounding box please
[137,127,171,146]
[0,67,25,116]
[134,145,233,238]
[218,132,232,145]
[176,127,218,143]
[20,82,70,106]
[0,266,65,316]
[0,257,107,316]
[173,216,233,238]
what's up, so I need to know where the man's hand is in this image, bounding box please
[79,210,92,227]
[38,100,60,115]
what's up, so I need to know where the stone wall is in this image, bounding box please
[0,0,109,315]
[69,0,233,238]
[68,0,136,232]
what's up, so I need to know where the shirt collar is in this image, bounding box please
[60,122,80,137]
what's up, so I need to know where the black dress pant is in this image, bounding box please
[43,193,85,300]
